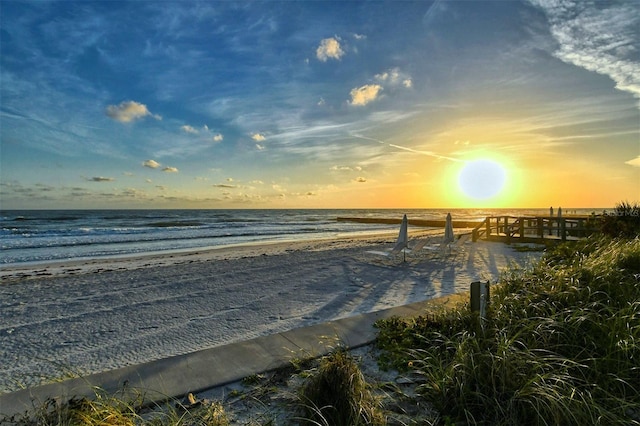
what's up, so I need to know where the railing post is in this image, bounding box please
[561,218,567,241]
[537,217,543,238]
[486,218,491,239]
[471,281,490,320]
[519,219,525,239]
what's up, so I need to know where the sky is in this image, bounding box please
[1,0,638,210]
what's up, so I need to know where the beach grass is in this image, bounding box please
[296,348,384,426]
[375,235,640,425]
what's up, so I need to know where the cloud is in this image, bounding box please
[87,176,115,182]
[375,67,413,88]
[256,143,265,151]
[213,183,237,188]
[355,177,367,183]
[213,133,224,142]
[625,156,640,167]
[143,159,161,168]
[251,132,266,141]
[529,0,640,103]
[331,165,362,172]
[349,84,383,106]
[316,37,345,61]
[181,125,199,134]
[106,101,161,123]
[162,166,179,173]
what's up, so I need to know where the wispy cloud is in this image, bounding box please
[87,176,115,182]
[375,67,413,89]
[316,37,344,61]
[331,165,363,172]
[180,125,199,134]
[162,167,179,173]
[625,156,640,167]
[106,101,162,123]
[351,133,464,163]
[529,0,640,104]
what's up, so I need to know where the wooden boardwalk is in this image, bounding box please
[472,215,596,243]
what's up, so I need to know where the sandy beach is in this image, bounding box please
[0,232,541,394]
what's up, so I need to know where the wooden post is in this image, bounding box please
[561,218,567,241]
[519,219,525,239]
[485,218,491,240]
[537,217,543,238]
[471,281,490,320]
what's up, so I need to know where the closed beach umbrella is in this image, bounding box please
[444,213,455,244]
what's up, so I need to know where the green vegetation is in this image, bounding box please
[3,390,230,426]
[297,348,384,426]
[376,235,640,425]
[600,201,640,238]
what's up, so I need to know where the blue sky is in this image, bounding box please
[1,0,638,209]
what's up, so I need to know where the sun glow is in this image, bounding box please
[458,159,507,201]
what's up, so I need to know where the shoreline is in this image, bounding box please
[1,228,453,282]
[0,230,409,281]
[0,231,540,394]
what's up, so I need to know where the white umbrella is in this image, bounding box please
[444,213,455,244]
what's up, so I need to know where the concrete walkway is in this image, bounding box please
[0,294,464,419]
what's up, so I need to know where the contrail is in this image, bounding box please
[351,133,464,163]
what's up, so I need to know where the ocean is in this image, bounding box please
[0,208,602,265]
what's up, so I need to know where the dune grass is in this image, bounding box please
[2,389,230,426]
[296,348,385,426]
[375,235,640,425]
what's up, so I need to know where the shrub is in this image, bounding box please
[297,348,385,426]
[600,201,640,238]
[375,236,640,425]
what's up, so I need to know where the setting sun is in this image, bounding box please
[458,159,507,201]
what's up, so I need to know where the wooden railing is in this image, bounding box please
[472,216,596,243]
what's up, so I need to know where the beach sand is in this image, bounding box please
[0,232,541,394]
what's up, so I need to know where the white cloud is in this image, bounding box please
[625,156,640,167]
[106,101,161,123]
[162,166,179,173]
[375,67,413,89]
[143,159,161,168]
[181,125,199,134]
[256,143,265,151]
[252,133,266,141]
[316,37,345,62]
[529,0,640,103]
[331,165,363,172]
[349,84,383,106]
[213,133,224,142]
